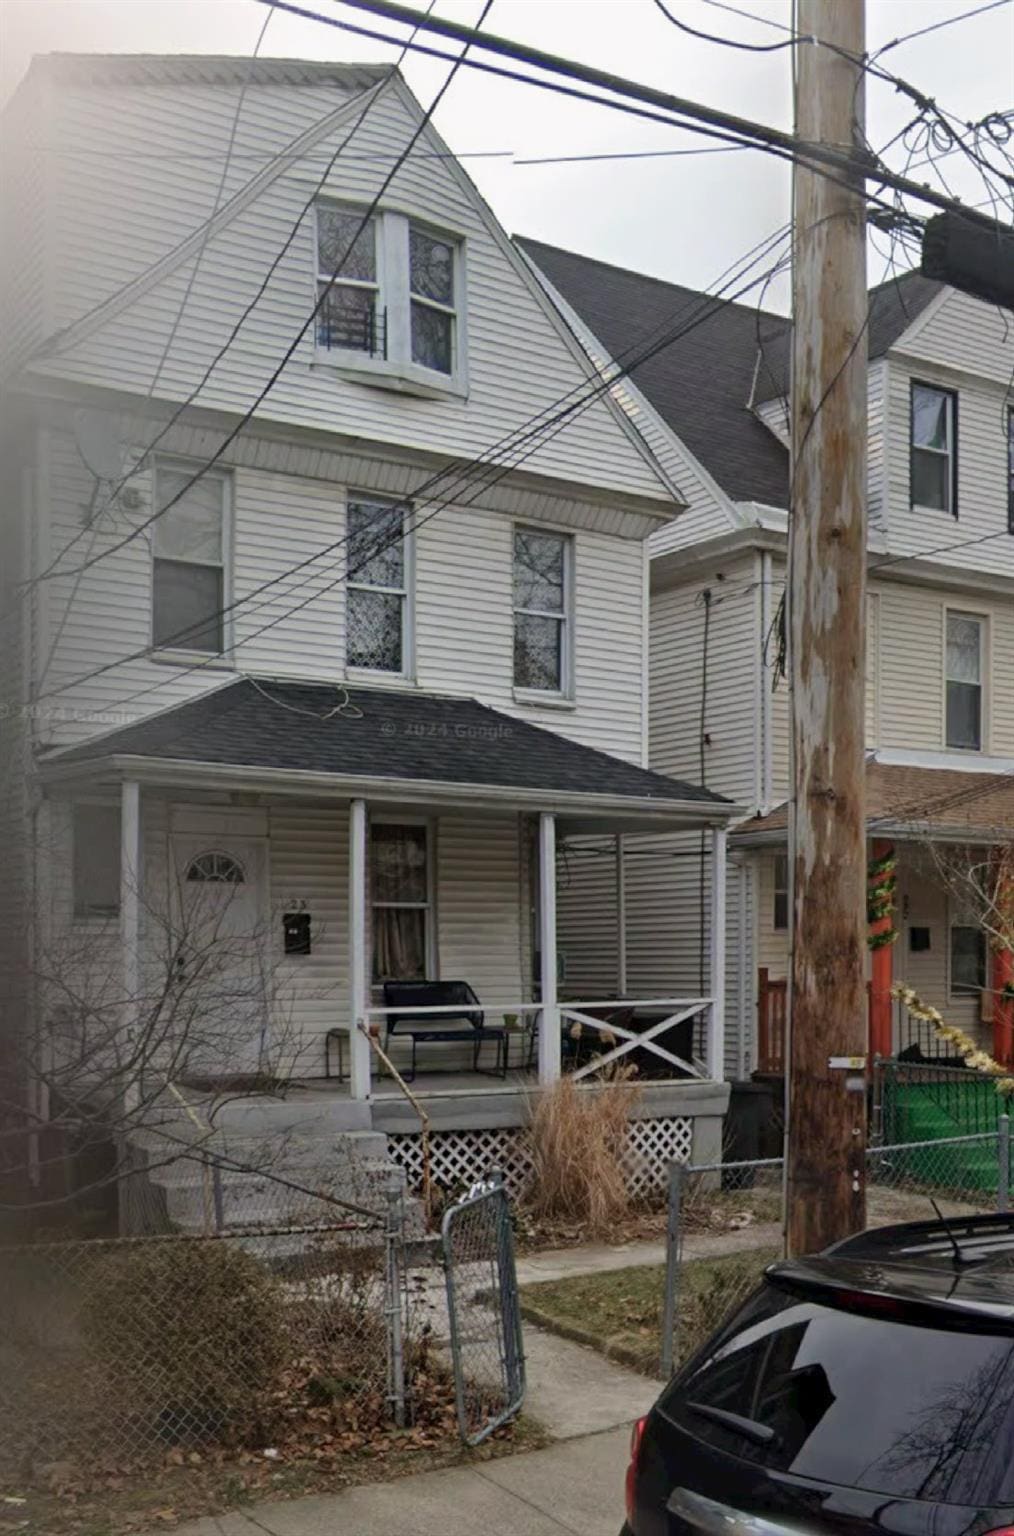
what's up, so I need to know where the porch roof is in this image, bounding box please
[734,757,1014,846]
[39,676,735,827]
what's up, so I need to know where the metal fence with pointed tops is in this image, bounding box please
[660,1127,1008,1378]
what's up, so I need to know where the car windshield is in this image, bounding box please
[666,1283,1014,1506]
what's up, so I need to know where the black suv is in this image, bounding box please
[623,1214,1014,1534]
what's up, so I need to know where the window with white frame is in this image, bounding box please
[370,822,430,983]
[72,803,120,918]
[152,462,227,653]
[315,202,461,380]
[409,225,456,374]
[315,205,380,355]
[773,853,789,932]
[950,923,986,997]
[911,382,957,514]
[513,527,572,694]
[945,611,984,751]
[346,495,409,674]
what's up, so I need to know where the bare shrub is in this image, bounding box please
[523,1072,641,1238]
[80,1241,285,1446]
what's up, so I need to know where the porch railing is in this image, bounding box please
[756,969,969,1074]
[360,996,719,1082]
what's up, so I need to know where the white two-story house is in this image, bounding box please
[523,236,1014,1097]
[0,55,735,1199]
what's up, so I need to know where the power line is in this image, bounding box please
[35,225,796,711]
[21,0,474,595]
[305,0,1008,218]
[652,0,796,52]
[877,0,1013,54]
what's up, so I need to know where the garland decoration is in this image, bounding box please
[867,849,898,952]
[891,982,1014,1097]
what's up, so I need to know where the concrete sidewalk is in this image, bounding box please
[167,1423,632,1536]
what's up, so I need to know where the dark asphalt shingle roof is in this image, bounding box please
[48,678,730,808]
[519,238,942,507]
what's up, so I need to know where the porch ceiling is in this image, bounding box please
[734,757,1014,846]
[38,676,736,830]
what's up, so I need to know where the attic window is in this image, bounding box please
[314,203,463,389]
[911,382,957,515]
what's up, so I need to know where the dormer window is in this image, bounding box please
[314,202,463,393]
[316,206,382,356]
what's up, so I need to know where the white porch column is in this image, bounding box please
[615,833,627,997]
[120,779,141,1113]
[348,797,372,1100]
[538,812,561,1085]
[707,825,728,1080]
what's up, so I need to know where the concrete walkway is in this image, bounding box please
[516,1222,782,1287]
[168,1423,633,1536]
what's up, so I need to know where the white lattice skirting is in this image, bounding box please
[388,1115,693,1200]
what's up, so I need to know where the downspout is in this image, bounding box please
[759,549,775,816]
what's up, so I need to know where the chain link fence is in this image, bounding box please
[0,1156,436,1479]
[660,1126,1009,1377]
[442,1174,525,1445]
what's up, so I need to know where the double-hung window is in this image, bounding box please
[945,611,984,751]
[409,225,456,375]
[911,382,957,514]
[315,206,381,355]
[152,461,227,654]
[314,202,462,384]
[513,528,572,695]
[371,822,430,983]
[346,495,409,674]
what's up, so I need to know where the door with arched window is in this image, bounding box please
[170,836,269,1077]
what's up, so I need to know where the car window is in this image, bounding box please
[666,1284,1014,1506]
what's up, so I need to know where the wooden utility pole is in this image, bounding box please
[786,0,868,1256]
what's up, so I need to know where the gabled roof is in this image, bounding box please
[42,678,732,814]
[518,237,790,507]
[519,239,944,508]
[17,54,389,93]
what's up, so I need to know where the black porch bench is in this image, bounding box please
[383,980,507,1082]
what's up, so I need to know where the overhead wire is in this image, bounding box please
[34,222,799,712]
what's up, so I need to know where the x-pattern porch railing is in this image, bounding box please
[362,995,717,1082]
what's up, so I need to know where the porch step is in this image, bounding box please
[125,1094,421,1240]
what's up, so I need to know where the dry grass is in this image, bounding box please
[522,1072,641,1239]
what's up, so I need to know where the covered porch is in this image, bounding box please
[38,677,738,1134]
[739,755,1014,1073]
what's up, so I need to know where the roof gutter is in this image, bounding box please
[37,753,740,825]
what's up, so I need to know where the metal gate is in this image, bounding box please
[442,1171,525,1445]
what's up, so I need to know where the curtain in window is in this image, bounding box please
[371,824,428,981]
[373,907,427,982]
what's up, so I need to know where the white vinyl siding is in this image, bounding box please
[30,71,668,505]
[37,420,647,763]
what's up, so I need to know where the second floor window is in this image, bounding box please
[513,527,572,695]
[72,803,120,918]
[911,382,957,515]
[152,462,227,653]
[315,203,460,379]
[346,496,409,674]
[945,611,983,750]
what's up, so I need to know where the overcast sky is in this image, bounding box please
[2,0,1012,310]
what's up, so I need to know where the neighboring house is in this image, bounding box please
[0,55,735,1205]
[522,236,1014,1082]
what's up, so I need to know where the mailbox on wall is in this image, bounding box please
[283,912,311,955]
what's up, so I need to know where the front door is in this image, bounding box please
[170,836,269,1079]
